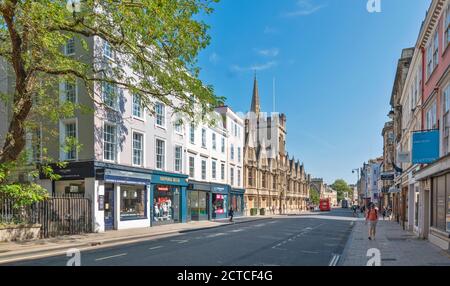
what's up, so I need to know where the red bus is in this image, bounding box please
[319,198,331,212]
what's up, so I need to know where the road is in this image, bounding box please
[7,208,356,266]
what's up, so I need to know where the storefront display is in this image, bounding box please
[153,185,180,224]
[120,186,146,220]
[188,190,209,221]
[212,194,227,216]
[230,188,245,217]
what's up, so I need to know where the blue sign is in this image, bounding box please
[412,130,440,164]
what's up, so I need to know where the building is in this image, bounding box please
[244,76,310,215]
[185,106,245,221]
[380,121,395,211]
[321,185,338,207]
[413,0,450,250]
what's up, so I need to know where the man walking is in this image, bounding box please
[366,203,379,240]
[228,207,234,223]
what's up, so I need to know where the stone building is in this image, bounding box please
[243,77,310,215]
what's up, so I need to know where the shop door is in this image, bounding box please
[173,189,180,223]
[104,187,115,230]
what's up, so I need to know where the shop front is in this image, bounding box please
[150,171,188,226]
[211,184,230,220]
[230,188,245,217]
[187,181,210,221]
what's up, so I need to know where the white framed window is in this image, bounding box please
[155,138,165,170]
[63,121,77,161]
[230,167,234,186]
[445,3,450,49]
[104,41,113,60]
[189,156,195,178]
[155,103,165,127]
[212,133,216,150]
[202,128,207,148]
[132,132,143,166]
[426,102,437,130]
[221,137,225,153]
[444,84,450,114]
[62,81,77,103]
[190,123,195,144]
[237,168,241,186]
[132,94,144,119]
[230,144,234,160]
[201,160,206,180]
[103,123,117,162]
[175,146,183,173]
[212,160,217,179]
[174,119,183,134]
[64,37,75,55]
[221,163,225,181]
[237,147,241,163]
[427,31,439,79]
[102,82,117,109]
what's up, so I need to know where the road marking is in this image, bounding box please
[301,250,320,254]
[328,254,340,266]
[149,246,164,250]
[171,240,189,244]
[229,229,244,233]
[95,253,127,261]
[207,233,226,238]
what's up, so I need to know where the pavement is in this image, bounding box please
[1,209,354,266]
[339,216,450,266]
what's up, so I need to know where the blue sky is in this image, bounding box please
[196,0,431,185]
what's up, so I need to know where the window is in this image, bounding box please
[427,31,439,78]
[444,84,450,114]
[104,41,113,59]
[201,128,207,148]
[65,37,75,55]
[238,147,241,162]
[63,81,76,103]
[262,173,267,188]
[156,139,165,169]
[248,169,253,186]
[174,119,183,133]
[273,175,276,189]
[120,186,146,220]
[132,132,143,166]
[446,3,450,48]
[190,123,195,144]
[189,156,195,178]
[237,169,241,186]
[234,123,238,137]
[103,123,117,162]
[230,167,234,185]
[426,102,437,130]
[230,144,234,160]
[221,137,225,153]
[212,161,217,179]
[102,82,117,109]
[64,122,77,160]
[221,163,225,181]
[132,94,143,119]
[201,160,206,180]
[175,146,182,173]
[212,133,216,150]
[155,103,165,127]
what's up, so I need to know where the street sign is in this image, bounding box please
[412,130,440,164]
[380,172,395,180]
[397,151,411,163]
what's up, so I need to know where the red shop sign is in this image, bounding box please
[157,186,169,192]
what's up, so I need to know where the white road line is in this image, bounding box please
[149,246,164,250]
[95,253,127,261]
[301,250,320,254]
[229,229,243,233]
[328,254,340,266]
[171,240,189,244]
[207,233,226,238]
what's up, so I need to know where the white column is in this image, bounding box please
[85,178,105,233]
[114,184,121,230]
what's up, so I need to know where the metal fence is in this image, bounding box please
[0,195,92,238]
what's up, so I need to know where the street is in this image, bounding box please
[7,209,355,266]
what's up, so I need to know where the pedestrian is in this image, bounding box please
[382,207,387,221]
[366,203,379,240]
[228,207,234,222]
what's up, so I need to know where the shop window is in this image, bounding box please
[153,186,180,223]
[120,186,146,220]
[212,194,227,215]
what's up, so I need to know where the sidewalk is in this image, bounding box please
[0,216,272,264]
[340,218,450,266]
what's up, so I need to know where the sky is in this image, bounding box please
[196,0,432,185]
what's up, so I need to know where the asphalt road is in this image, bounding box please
[8,208,355,266]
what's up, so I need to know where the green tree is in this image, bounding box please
[309,189,320,205]
[0,0,221,205]
[331,179,352,203]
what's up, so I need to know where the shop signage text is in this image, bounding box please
[412,130,440,164]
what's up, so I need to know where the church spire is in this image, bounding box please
[250,73,261,114]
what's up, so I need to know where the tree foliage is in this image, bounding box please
[309,189,320,205]
[331,179,352,203]
[0,0,221,206]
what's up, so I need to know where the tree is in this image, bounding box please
[331,179,352,203]
[0,0,221,205]
[309,189,320,205]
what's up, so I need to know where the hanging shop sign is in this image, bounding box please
[412,130,440,164]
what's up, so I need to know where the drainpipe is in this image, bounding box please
[421,47,426,130]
